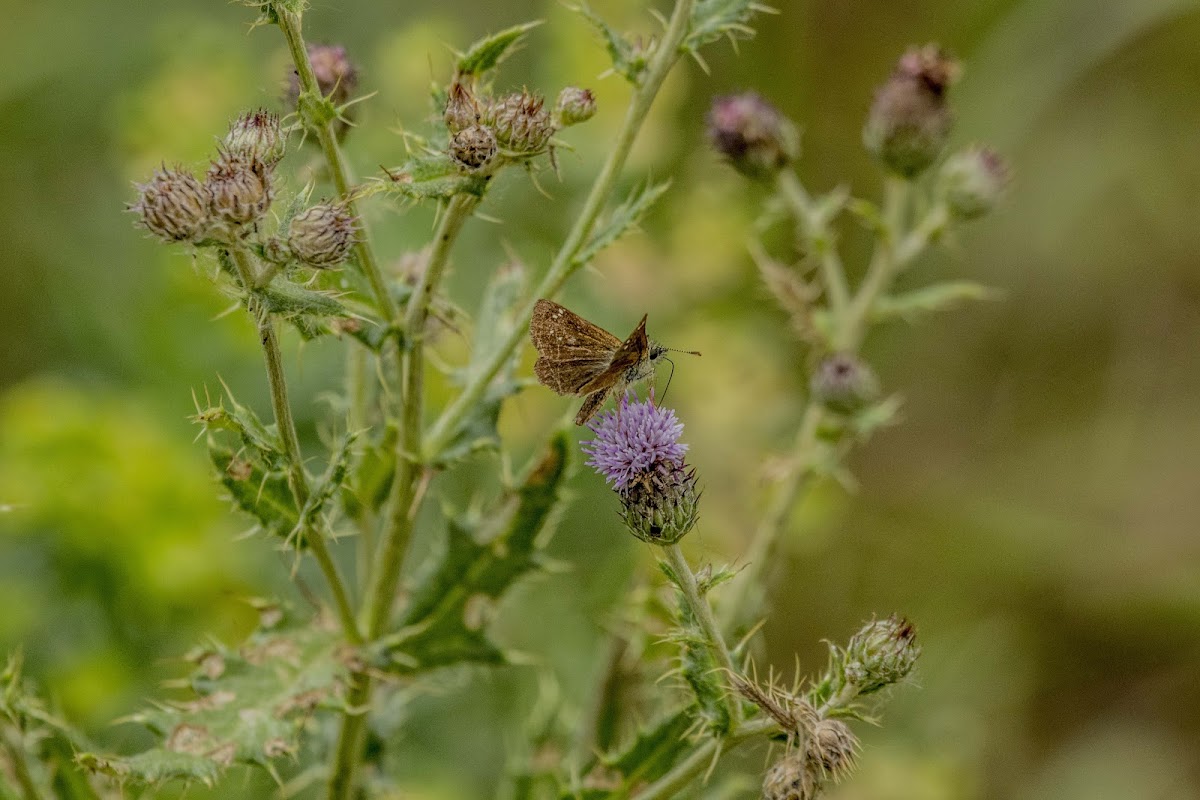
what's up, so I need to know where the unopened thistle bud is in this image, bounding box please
[487,90,553,153]
[555,86,596,126]
[864,45,960,178]
[449,125,498,172]
[205,151,273,228]
[763,753,818,800]
[810,354,880,415]
[938,146,1009,220]
[286,203,357,269]
[443,82,481,133]
[706,92,799,180]
[224,109,286,168]
[583,395,700,545]
[286,44,359,138]
[810,718,859,781]
[130,165,211,243]
[844,614,920,694]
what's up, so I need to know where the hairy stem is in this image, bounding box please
[632,716,779,800]
[228,248,361,644]
[665,543,742,726]
[423,0,697,459]
[777,170,849,314]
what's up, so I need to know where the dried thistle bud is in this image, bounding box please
[844,614,920,694]
[810,718,859,781]
[863,45,960,178]
[487,90,553,153]
[449,125,498,172]
[938,146,1009,220]
[286,203,357,269]
[286,44,359,138]
[555,86,596,126]
[810,354,880,415]
[205,151,273,228]
[130,165,211,243]
[443,82,481,133]
[763,752,818,800]
[224,109,286,168]
[707,92,799,180]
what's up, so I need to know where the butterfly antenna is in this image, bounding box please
[668,348,702,356]
[661,357,676,403]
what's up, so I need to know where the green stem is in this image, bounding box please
[834,177,909,351]
[2,725,45,800]
[275,8,397,324]
[228,248,362,645]
[422,0,697,460]
[664,543,742,726]
[632,716,778,800]
[777,170,849,315]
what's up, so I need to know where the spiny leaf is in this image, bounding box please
[193,390,282,467]
[208,441,300,543]
[260,279,348,319]
[686,0,766,51]
[870,281,1002,324]
[379,432,570,672]
[574,181,671,268]
[381,155,483,201]
[567,709,696,798]
[576,3,647,84]
[343,422,398,518]
[456,21,543,77]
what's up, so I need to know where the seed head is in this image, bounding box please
[487,90,553,153]
[449,125,498,172]
[762,752,818,800]
[204,151,273,229]
[810,354,880,415]
[810,718,859,781]
[863,45,960,177]
[224,109,286,167]
[843,614,920,694]
[130,165,211,243]
[443,82,481,133]
[707,92,799,180]
[938,146,1009,220]
[286,203,357,269]
[555,86,597,127]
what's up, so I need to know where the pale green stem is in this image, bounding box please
[228,247,362,645]
[834,177,909,351]
[276,9,397,323]
[817,683,861,717]
[2,724,45,800]
[422,0,697,460]
[777,170,849,315]
[632,716,779,800]
[664,543,742,726]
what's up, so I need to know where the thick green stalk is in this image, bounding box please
[632,716,778,800]
[422,0,697,460]
[665,543,742,726]
[228,248,362,644]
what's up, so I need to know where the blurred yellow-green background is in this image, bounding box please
[3,0,1200,797]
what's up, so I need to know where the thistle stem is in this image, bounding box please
[664,543,742,725]
[227,247,361,644]
[632,716,779,800]
[777,170,849,315]
[423,0,697,460]
[2,724,45,800]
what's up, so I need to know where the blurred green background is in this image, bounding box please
[3,0,1200,797]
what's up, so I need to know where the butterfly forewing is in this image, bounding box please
[579,315,648,394]
[530,299,624,396]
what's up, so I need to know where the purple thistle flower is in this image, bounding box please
[582,393,688,490]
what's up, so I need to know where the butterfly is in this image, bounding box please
[529,299,695,425]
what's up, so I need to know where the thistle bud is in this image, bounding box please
[487,90,553,154]
[443,82,481,133]
[555,86,596,127]
[810,354,880,415]
[863,45,960,178]
[205,151,273,228]
[762,753,817,800]
[286,44,359,138]
[224,109,286,168]
[706,92,799,180]
[619,463,700,545]
[843,614,920,694]
[938,146,1009,220]
[449,125,498,172]
[810,718,858,781]
[130,165,211,243]
[286,203,357,269]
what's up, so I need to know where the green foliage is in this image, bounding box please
[869,281,1001,324]
[377,431,570,672]
[573,181,671,269]
[686,0,764,51]
[567,709,696,798]
[576,3,648,84]
[456,21,544,77]
[382,154,488,201]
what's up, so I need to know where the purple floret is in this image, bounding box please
[582,393,688,490]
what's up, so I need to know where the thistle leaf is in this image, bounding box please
[208,441,300,543]
[456,21,543,77]
[576,3,647,84]
[686,0,766,51]
[567,709,696,797]
[573,181,671,268]
[870,281,1002,323]
[381,155,484,201]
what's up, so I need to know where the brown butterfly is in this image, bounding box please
[529,299,695,425]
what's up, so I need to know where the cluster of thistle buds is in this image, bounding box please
[582,394,699,545]
[130,108,357,272]
[443,80,596,173]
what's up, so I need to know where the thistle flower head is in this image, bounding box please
[555,86,596,127]
[843,614,920,694]
[810,353,880,415]
[130,165,211,243]
[486,90,553,153]
[449,125,498,172]
[204,150,273,229]
[224,109,286,167]
[938,145,1010,220]
[707,92,799,180]
[863,44,960,177]
[286,202,357,269]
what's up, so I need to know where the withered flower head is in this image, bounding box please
[286,203,357,269]
[130,165,211,243]
[205,151,273,229]
[487,90,553,154]
[449,125,498,172]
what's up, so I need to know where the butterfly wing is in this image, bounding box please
[574,387,612,426]
[578,314,648,394]
[530,299,623,396]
